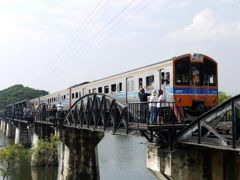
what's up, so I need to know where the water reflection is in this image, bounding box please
[98,133,155,180]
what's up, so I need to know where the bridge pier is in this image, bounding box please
[58,129,104,180]
[6,120,15,138]
[0,120,6,133]
[33,124,55,139]
[14,122,31,146]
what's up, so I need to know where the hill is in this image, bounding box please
[0,84,48,109]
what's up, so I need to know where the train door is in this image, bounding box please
[126,76,134,103]
[190,63,207,108]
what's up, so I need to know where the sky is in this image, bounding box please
[0,0,239,95]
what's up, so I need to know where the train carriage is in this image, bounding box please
[36,53,218,118]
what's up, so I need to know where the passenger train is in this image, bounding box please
[30,53,218,117]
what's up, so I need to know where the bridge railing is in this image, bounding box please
[177,94,240,150]
[128,101,184,125]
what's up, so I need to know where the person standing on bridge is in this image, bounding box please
[148,90,158,124]
[138,87,150,123]
[157,89,164,124]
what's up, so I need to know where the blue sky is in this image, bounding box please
[0,0,239,95]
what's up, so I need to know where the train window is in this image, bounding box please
[89,89,91,93]
[161,72,165,84]
[118,82,122,92]
[98,87,102,93]
[54,97,56,102]
[104,85,109,93]
[63,95,66,100]
[111,84,116,93]
[92,88,96,93]
[75,92,78,99]
[165,72,170,85]
[138,78,143,88]
[175,58,190,85]
[79,92,81,98]
[72,93,74,99]
[146,75,154,87]
[191,64,203,86]
[204,60,217,86]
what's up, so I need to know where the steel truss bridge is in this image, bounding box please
[2,93,240,151]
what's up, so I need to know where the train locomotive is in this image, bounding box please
[29,53,218,118]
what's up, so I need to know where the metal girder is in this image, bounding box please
[177,94,240,150]
[63,93,128,133]
[201,121,228,146]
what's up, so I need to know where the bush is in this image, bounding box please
[31,135,58,169]
[0,144,28,180]
[218,91,231,104]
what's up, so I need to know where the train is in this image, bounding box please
[29,53,218,118]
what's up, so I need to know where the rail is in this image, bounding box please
[128,101,184,125]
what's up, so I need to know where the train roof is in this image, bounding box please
[71,56,174,88]
[70,81,90,88]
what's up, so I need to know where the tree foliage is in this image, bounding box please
[0,144,28,180]
[0,84,48,109]
[31,135,59,169]
[218,91,231,104]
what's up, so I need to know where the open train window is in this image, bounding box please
[111,84,116,93]
[204,60,217,86]
[98,87,102,93]
[162,72,170,85]
[165,72,170,85]
[139,78,143,88]
[79,92,81,98]
[72,93,74,99]
[146,75,154,87]
[175,58,190,85]
[75,92,78,99]
[118,82,122,92]
[161,72,165,84]
[104,85,109,93]
[92,88,96,93]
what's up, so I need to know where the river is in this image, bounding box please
[2,131,239,180]
[0,132,156,180]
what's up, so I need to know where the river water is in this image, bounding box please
[0,132,156,180]
[2,131,239,180]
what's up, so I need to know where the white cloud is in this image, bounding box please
[166,8,240,43]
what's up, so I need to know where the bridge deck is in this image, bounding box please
[128,122,186,131]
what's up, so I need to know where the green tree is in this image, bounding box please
[0,84,48,109]
[218,91,231,104]
[31,135,59,169]
[0,144,28,180]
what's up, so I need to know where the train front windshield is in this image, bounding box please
[175,57,217,87]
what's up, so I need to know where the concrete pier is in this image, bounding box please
[58,129,104,180]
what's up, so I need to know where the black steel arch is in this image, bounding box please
[63,93,128,133]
